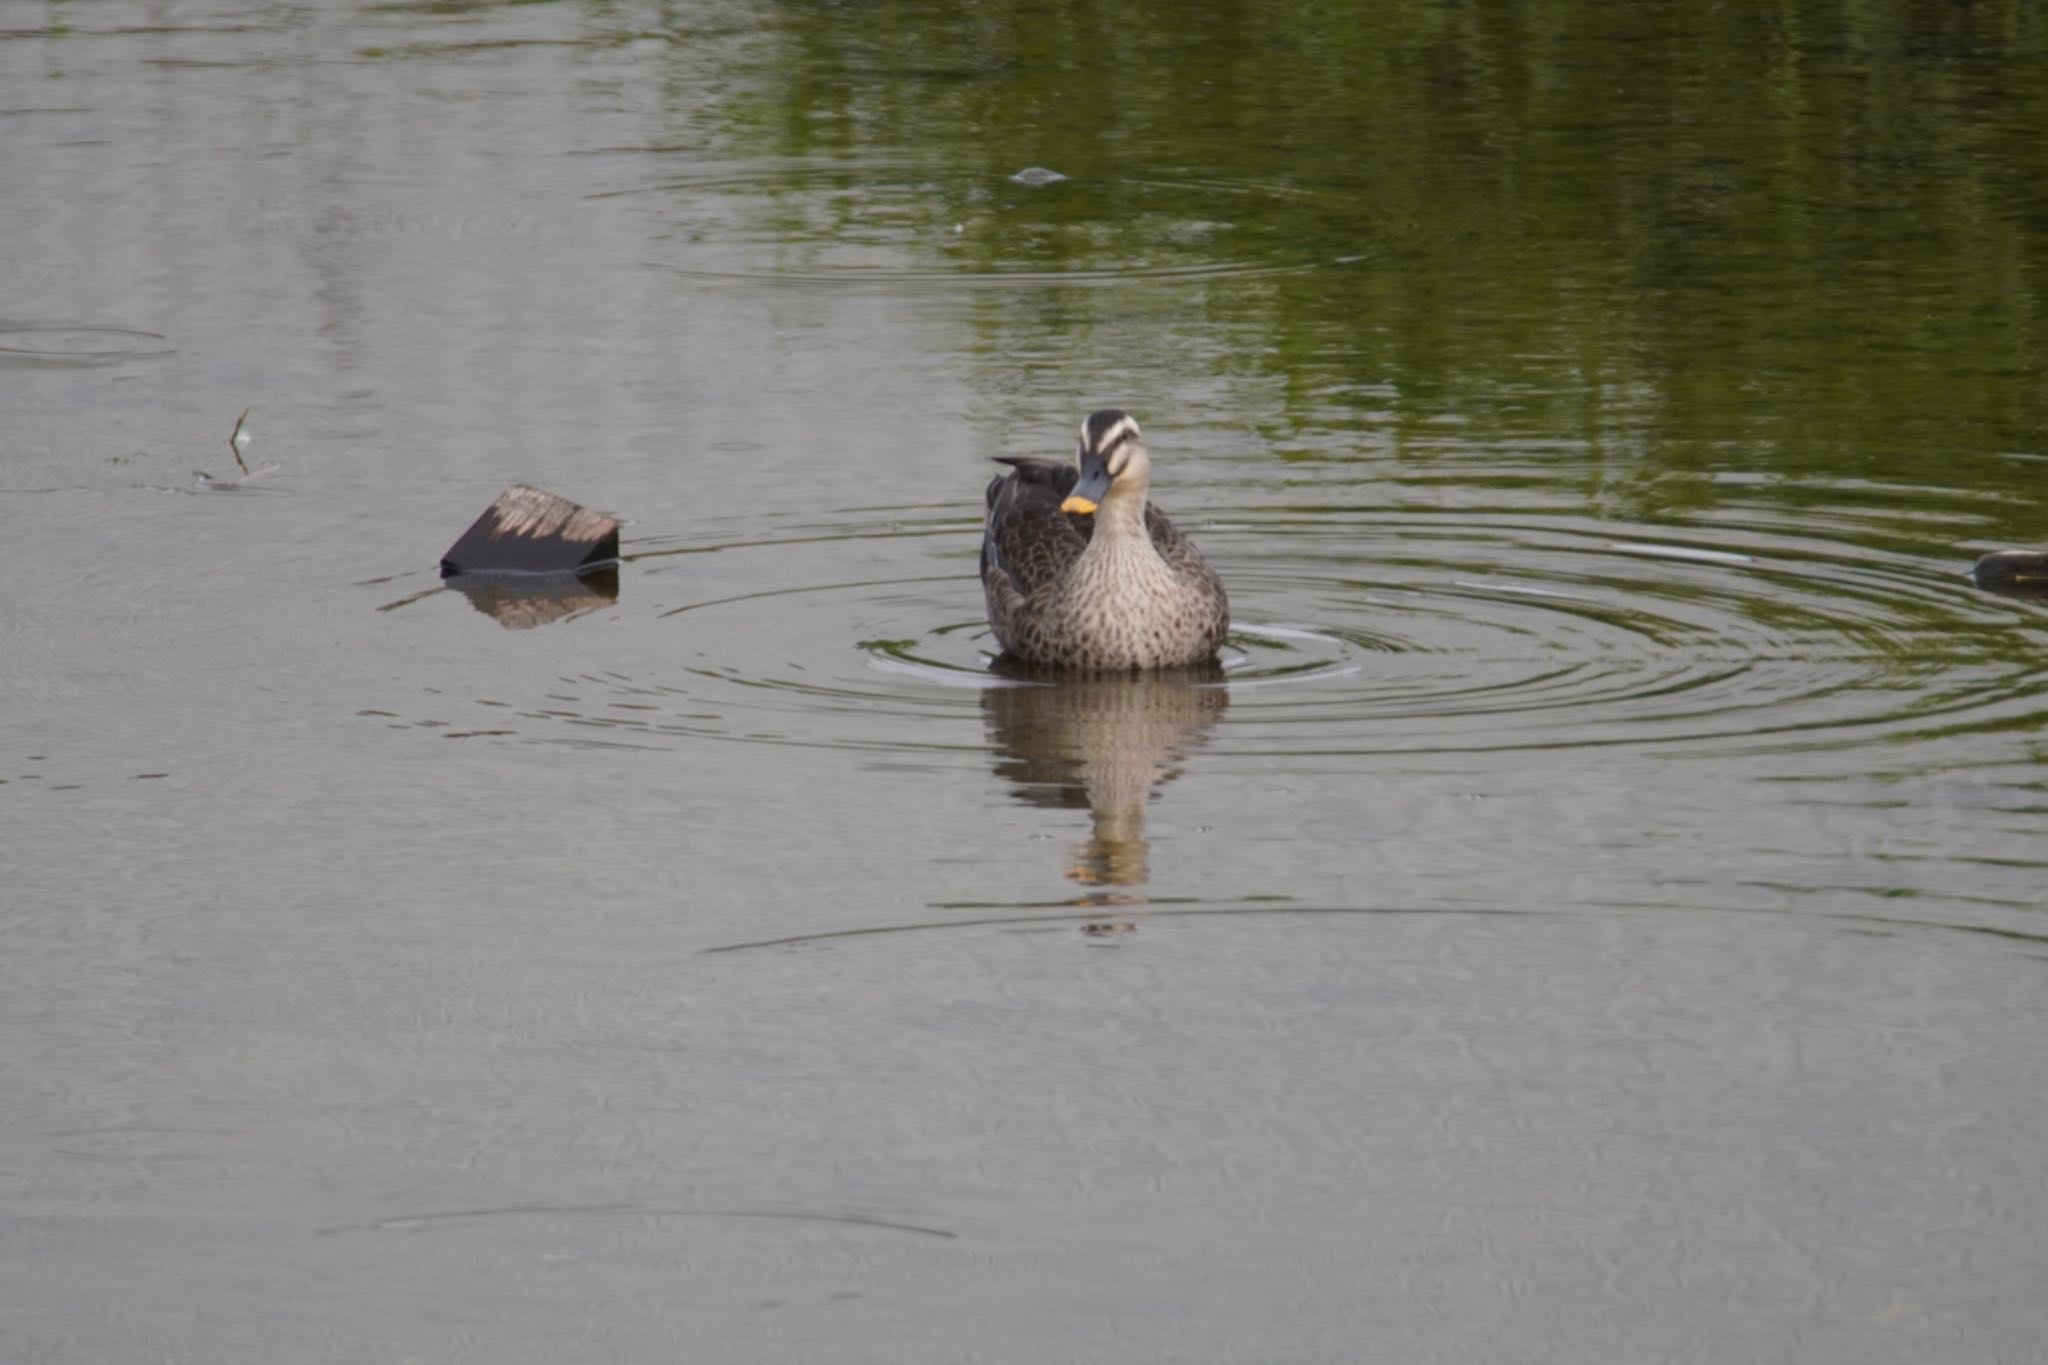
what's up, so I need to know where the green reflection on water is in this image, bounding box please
[686,0,2046,513]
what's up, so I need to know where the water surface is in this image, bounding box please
[5,3,2048,1362]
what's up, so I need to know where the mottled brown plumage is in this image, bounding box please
[980,411,1229,671]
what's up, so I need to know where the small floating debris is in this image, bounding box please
[228,407,252,475]
[440,484,619,577]
[1010,166,1068,186]
[1609,541,1755,566]
[1972,549,2048,602]
[188,406,282,491]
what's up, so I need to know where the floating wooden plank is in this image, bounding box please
[1973,549,2048,601]
[440,484,619,577]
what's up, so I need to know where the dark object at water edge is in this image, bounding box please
[1973,549,2048,601]
[440,485,620,578]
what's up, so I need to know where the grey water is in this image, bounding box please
[5,3,2048,1362]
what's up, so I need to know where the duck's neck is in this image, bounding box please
[1093,481,1151,547]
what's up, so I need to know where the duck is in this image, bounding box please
[1974,549,2048,601]
[980,410,1229,671]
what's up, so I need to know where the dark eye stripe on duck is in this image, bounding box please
[1082,408,1139,453]
[1093,426,1134,458]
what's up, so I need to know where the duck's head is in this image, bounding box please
[1060,409,1150,516]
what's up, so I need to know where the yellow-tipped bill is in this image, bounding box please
[1061,456,1113,516]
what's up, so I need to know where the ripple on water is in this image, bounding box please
[381,506,2048,763]
[0,323,172,367]
[601,161,1369,288]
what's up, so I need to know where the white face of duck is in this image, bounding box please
[1060,409,1149,515]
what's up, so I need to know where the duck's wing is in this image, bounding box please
[1144,503,1223,588]
[1145,501,1231,655]
[982,457,1094,597]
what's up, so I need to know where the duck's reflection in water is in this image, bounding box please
[982,664,1228,900]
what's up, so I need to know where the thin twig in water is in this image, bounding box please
[228,407,251,477]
